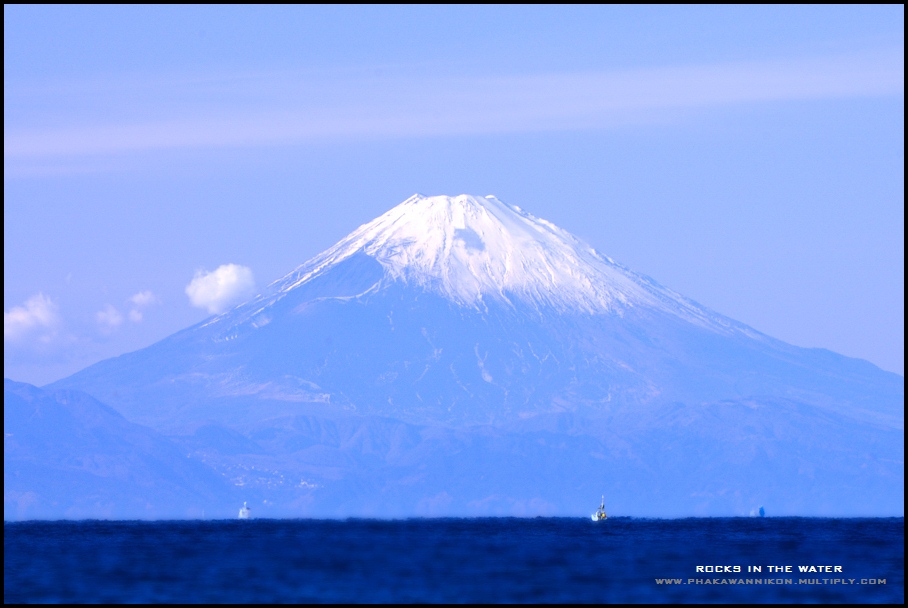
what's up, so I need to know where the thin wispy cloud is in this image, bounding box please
[4,48,903,165]
[129,290,157,307]
[186,264,255,314]
[127,290,157,322]
[96,304,124,334]
[4,293,60,344]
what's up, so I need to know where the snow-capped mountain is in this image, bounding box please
[224,194,743,334]
[40,193,903,518]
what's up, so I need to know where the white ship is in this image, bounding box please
[591,495,607,521]
[238,501,251,519]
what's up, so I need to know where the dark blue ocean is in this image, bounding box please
[4,517,903,603]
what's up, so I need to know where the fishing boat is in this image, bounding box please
[238,501,251,519]
[591,495,607,521]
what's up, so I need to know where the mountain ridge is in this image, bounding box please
[4,379,234,519]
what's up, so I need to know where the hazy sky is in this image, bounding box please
[4,5,904,384]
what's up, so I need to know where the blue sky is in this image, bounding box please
[4,5,904,384]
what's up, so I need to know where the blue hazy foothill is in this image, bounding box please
[3,379,230,519]
[4,195,904,519]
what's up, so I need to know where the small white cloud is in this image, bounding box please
[185,264,255,314]
[4,293,60,343]
[127,290,157,323]
[129,290,157,307]
[96,304,123,333]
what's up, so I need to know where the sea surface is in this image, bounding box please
[4,517,903,603]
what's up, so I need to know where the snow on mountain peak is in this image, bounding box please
[273,194,720,322]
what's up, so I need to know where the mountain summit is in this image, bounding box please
[271,194,705,318]
[238,195,735,341]
[42,193,903,518]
